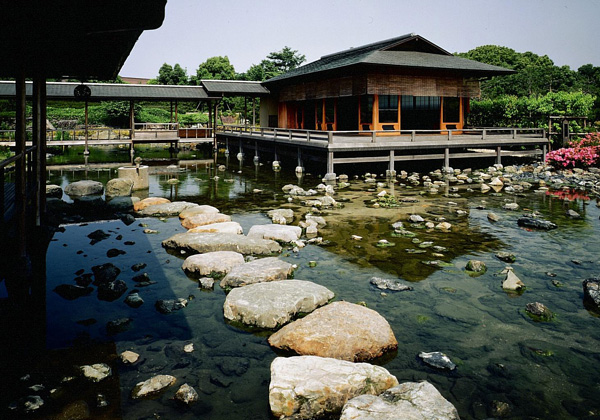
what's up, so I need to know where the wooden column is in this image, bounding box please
[252,97,256,127]
[175,100,178,124]
[15,74,27,259]
[129,100,135,137]
[84,99,89,155]
[33,76,47,226]
[389,150,395,175]
[244,96,247,128]
[444,148,450,169]
[170,101,173,122]
[496,146,502,165]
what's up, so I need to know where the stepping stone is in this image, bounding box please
[188,221,243,235]
[268,301,398,362]
[131,375,176,399]
[269,356,398,420]
[181,213,231,229]
[137,201,199,217]
[182,251,245,278]
[133,197,170,212]
[224,280,334,328]
[340,381,460,420]
[220,257,295,289]
[247,224,302,243]
[162,233,281,256]
[179,205,220,219]
[64,180,103,196]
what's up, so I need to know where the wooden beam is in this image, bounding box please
[15,74,27,258]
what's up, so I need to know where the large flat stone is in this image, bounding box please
[188,221,243,235]
[223,280,334,328]
[133,197,170,212]
[247,224,302,243]
[179,205,220,219]
[182,251,245,277]
[137,201,199,217]
[181,213,232,229]
[162,232,281,256]
[268,301,398,362]
[220,257,295,289]
[64,180,103,196]
[340,381,460,420]
[269,356,398,420]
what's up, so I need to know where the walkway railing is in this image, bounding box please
[217,125,546,144]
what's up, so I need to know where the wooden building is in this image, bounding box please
[261,33,513,133]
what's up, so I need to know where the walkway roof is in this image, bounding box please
[0,81,220,102]
[201,80,270,97]
[265,33,514,85]
[0,0,167,79]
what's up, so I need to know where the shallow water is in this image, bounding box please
[3,155,600,419]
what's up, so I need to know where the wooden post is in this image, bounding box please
[15,74,27,259]
[175,100,178,125]
[129,100,135,138]
[170,100,173,123]
[244,96,247,129]
[327,151,334,174]
[33,76,47,226]
[444,148,450,169]
[496,146,502,165]
[84,99,89,155]
[39,78,46,225]
[252,97,256,127]
[542,144,547,162]
[389,150,395,175]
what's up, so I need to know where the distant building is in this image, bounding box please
[261,33,513,132]
[121,76,151,85]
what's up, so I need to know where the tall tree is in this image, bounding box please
[195,56,236,82]
[243,47,306,81]
[152,63,189,85]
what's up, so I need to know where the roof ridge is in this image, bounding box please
[320,33,415,60]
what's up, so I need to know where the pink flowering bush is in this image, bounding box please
[546,132,600,169]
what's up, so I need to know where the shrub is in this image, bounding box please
[546,132,600,168]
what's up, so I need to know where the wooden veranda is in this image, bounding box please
[216,125,548,174]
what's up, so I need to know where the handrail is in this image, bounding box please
[216,124,546,143]
[134,122,179,130]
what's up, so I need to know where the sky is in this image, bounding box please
[120,0,600,79]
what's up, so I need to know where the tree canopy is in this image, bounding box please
[243,46,306,81]
[151,63,189,85]
[194,56,236,82]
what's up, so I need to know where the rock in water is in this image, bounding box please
[188,221,243,235]
[133,197,170,212]
[182,251,245,278]
[105,178,134,197]
[155,298,188,314]
[46,184,63,198]
[247,224,302,243]
[268,301,398,361]
[131,375,176,399]
[496,251,516,263]
[53,284,93,300]
[340,381,460,420]
[80,363,112,382]
[120,351,139,364]
[223,280,335,329]
[181,213,232,229]
[418,351,456,370]
[162,232,282,256]
[174,383,199,405]
[525,302,554,322]
[583,277,600,308]
[466,260,486,274]
[91,263,120,285]
[517,217,557,230]
[503,269,525,291]
[179,205,220,219]
[64,180,103,196]
[269,356,398,420]
[370,277,413,291]
[220,257,295,289]
[136,201,199,217]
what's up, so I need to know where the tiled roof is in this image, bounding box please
[201,80,270,96]
[265,34,513,84]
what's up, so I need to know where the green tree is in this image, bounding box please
[195,56,236,82]
[152,63,189,85]
[267,46,306,74]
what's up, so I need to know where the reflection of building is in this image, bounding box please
[261,33,513,132]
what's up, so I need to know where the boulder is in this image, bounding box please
[268,301,398,362]
[340,381,460,420]
[583,277,600,308]
[64,180,103,196]
[496,251,516,263]
[517,217,557,230]
[487,212,500,222]
[220,257,295,289]
[370,277,413,292]
[155,298,188,314]
[418,351,456,370]
[188,221,243,235]
[525,302,554,321]
[106,196,140,211]
[105,178,134,197]
[80,363,111,382]
[91,262,120,285]
[137,201,199,217]
[133,197,170,212]
[120,351,139,364]
[466,260,486,274]
[269,356,398,420]
[268,209,294,225]
[179,205,220,219]
[223,280,334,328]
[131,375,176,399]
[97,280,127,302]
[45,184,63,198]
[247,224,302,243]
[174,383,199,405]
[182,251,245,278]
[124,293,144,308]
[503,269,525,291]
[162,232,282,256]
[53,284,93,300]
[181,213,232,229]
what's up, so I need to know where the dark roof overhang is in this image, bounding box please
[201,80,270,97]
[0,0,167,79]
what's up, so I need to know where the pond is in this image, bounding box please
[2,149,600,420]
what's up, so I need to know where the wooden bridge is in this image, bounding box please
[216,125,549,174]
